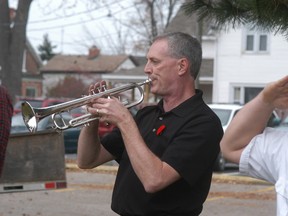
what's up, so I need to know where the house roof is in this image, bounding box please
[26,39,43,68]
[40,54,133,73]
[118,65,146,76]
[130,56,147,66]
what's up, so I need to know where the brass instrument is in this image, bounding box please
[22,79,151,132]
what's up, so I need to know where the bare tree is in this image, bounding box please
[0,0,181,102]
[78,22,131,54]
[112,0,181,53]
[47,76,87,98]
[0,0,33,102]
[79,0,182,55]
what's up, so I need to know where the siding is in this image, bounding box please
[213,27,288,103]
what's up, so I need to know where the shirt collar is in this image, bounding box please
[156,90,204,117]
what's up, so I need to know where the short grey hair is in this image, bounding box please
[153,32,202,79]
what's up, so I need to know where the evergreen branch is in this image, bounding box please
[181,0,288,38]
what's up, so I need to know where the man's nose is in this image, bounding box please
[144,62,151,74]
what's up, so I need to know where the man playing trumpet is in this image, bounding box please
[77,32,223,216]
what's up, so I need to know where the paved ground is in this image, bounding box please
[0,163,276,216]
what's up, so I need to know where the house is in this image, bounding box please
[165,6,288,104]
[20,39,43,98]
[101,60,152,103]
[164,9,215,103]
[39,6,288,106]
[212,26,288,104]
[40,46,141,97]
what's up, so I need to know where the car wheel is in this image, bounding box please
[213,153,226,172]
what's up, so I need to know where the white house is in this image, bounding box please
[212,26,288,104]
[166,8,288,104]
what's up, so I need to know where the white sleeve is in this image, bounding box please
[240,127,288,216]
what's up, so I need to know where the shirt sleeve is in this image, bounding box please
[0,86,13,175]
[101,127,124,161]
[240,127,288,215]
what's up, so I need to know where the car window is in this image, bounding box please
[233,109,240,117]
[69,107,86,117]
[267,112,281,127]
[211,109,232,126]
[10,114,29,133]
[54,114,71,127]
[38,113,73,130]
[11,114,25,127]
[45,116,58,129]
[14,100,43,109]
[28,101,43,107]
[13,101,23,110]
[282,116,288,124]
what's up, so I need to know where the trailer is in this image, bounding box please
[0,131,67,193]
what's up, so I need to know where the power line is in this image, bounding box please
[29,0,124,24]
[27,5,135,32]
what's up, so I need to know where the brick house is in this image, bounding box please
[20,39,43,98]
[40,46,141,98]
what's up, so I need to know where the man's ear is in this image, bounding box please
[177,58,189,76]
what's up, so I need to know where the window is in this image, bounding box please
[244,87,262,102]
[243,27,270,53]
[259,35,268,51]
[22,50,27,73]
[232,86,263,104]
[246,35,254,51]
[233,87,241,104]
[26,87,36,97]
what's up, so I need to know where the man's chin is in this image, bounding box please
[150,87,157,95]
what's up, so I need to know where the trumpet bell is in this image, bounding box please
[22,102,38,133]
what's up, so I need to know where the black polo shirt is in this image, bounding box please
[101,90,223,216]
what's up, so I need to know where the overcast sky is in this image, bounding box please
[20,0,182,56]
[25,0,136,55]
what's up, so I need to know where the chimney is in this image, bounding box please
[9,8,16,23]
[88,45,100,59]
[9,8,16,22]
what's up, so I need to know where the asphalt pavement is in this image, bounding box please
[0,161,276,216]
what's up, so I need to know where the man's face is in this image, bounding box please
[144,40,179,96]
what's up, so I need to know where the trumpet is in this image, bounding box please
[22,79,151,132]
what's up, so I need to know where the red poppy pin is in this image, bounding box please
[156,125,166,136]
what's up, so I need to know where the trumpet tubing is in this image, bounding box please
[22,79,151,132]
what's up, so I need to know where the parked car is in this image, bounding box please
[274,115,288,131]
[10,113,30,134]
[13,98,43,115]
[209,103,280,171]
[208,104,243,171]
[11,113,81,153]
